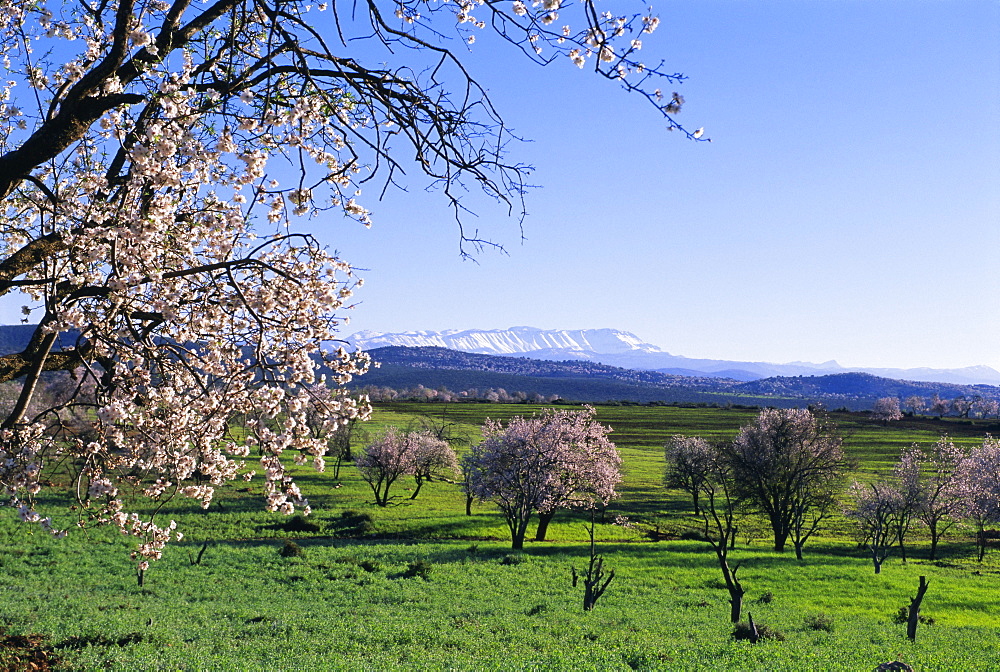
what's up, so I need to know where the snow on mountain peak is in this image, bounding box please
[346,327,664,356]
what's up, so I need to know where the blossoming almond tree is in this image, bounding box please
[729,408,850,557]
[0,0,697,568]
[463,406,621,549]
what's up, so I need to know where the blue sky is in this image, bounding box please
[321,0,1000,371]
[3,1,997,371]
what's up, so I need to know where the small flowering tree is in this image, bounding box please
[905,395,927,416]
[0,0,701,567]
[355,428,450,506]
[463,406,621,549]
[872,397,903,424]
[408,434,459,500]
[664,435,715,515]
[845,480,901,574]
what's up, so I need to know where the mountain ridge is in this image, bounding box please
[346,327,1000,386]
[349,346,1000,409]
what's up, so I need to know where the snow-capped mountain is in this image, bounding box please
[344,327,1000,386]
[347,327,664,357]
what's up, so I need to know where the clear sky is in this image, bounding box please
[3,1,998,371]
[324,0,1000,372]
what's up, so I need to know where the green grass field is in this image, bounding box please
[1,403,997,670]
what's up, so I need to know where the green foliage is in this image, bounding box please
[732,620,785,642]
[402,560,433,580]
[279,540,304,558]
[804,613,835,632]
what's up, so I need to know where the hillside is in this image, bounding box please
[351,346,1000,409]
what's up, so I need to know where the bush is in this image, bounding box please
[499,553,527,566]
[893,607,935,625]
[732,621,785,642]
[403,560,432,580]
[804,613,835,632]
[279,540,304,558]
[757,591,774,604]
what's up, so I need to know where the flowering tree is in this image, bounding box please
[355,428,450,506]
[728,408,850,557]
[896,438,967,561]
[0,0,699,566]
[904,395,926,416]
[664,434,715,515]
[930,394,950,418]
[845,480,902,574]
[958,437,1000,562]
[463,406,621,549]
[408,433,459,500]
[872,397,903,424]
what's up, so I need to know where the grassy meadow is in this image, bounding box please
[1,403,998,670]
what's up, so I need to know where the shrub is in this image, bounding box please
[499,554,527,566]
[804,613,835,632]
[757,591,774,604]
[403,560,432,580]
[893,607,935,625]
[279,540,304,558]
[732,621,785,642]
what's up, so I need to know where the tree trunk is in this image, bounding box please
[794,541,803,561]
[465,493,473,516]
[906,576,930,641]
[928,524,939,561]
[511,517,530,550]
[534,511,555,542]
[720,561,745,623]
[770,515,789,552]
[729,584,744,623]
[409,475,424,500]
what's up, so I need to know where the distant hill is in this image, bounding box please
[348,346,1000,409]
[346,327,1000,386]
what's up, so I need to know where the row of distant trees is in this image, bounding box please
[358,385,1000,419]
[357,384,563,404]
[877,394,1000,420]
